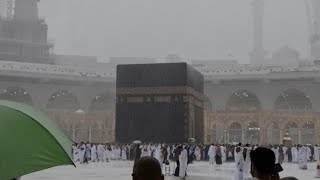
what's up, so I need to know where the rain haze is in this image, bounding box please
[39,0,308,63]
[2,0,320,179]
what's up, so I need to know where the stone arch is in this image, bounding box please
[301,121,315,145]
[47,89,80,110]
[246,121,260,144]
[0,87,33,105]
[89,92,115,111]
[229,122,242,143]
[284,121,299,144]
[274,89,312,110]
[266,122,280,145]
[226,89,261,112]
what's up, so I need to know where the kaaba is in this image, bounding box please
[115,63,204,143]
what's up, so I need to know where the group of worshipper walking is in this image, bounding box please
[72,142,130,163]
[131,146,300,180]
[132,143,192,179]
[232,143,319,180]
[72,142,319,180]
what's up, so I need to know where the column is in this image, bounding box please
[279,129,283,144]
[242,129,245,144]
[224,130,228,143]
[227,130,230,143]
[89,129,92,143]
[259,128,267,145]
[298,129,302,144]
[72,128,76,141]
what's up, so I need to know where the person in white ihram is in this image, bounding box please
[234,147,244,180]
[156,146,164,172]
[79,143,86,164]
[141,145,148,157]
[243,145,251,179]
[314,145,320,162]
[272,146,279,164]
[97,143,105,162]
[208,144,216,165]
[292,146,298,163]
[221,145,227,162]
[298,145,308,169]
[179,145,188,179]
[121,145,127,160]
[194,145,201,161]
[72,144,79,162]
[90,144,97,162]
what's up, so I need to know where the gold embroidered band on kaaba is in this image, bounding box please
[116,86,204,100]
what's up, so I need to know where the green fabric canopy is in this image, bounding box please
[0,100,75,180]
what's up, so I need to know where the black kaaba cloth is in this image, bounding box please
[116,63,204,143]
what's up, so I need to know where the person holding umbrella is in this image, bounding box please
[133,140,142,163]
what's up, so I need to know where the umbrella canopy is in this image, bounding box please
[0,100,74,180]
[132,140,142,144]
[188,138,196,145]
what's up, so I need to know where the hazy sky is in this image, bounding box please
[39,0,308,63]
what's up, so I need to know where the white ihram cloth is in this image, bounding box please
[179,149,188,177]
[208,145,216,164]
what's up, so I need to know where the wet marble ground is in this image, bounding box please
[23,161,317,180]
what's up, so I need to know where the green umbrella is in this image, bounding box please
[132,140,142,144]
[0,100,75,180]
[188,138,196,145]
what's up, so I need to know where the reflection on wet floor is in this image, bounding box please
[23,161,317,180]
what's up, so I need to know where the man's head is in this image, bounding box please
[250,147,281,179]
[132,157,164,180]
[236,147,241,153]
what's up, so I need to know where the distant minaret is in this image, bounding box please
[250,0,266,65]
[14,0,39,21]
[0,0,14,18]
[0,0,53,64]
[308,0,320,61]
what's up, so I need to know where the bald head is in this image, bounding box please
[132,157,164,180]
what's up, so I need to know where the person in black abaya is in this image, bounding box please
[215,145,222,165]
[286,146,292,162]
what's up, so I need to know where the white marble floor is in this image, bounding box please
[23,161,318,180]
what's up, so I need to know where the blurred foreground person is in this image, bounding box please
[280,177,298,180]
[249,147,284,180]
[132,157,164,180]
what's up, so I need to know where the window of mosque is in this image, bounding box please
[47,90,80,110]
[274,89,312,110]
[226,89,261,112]
[90,92,114,111]
[0,87,33,104]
